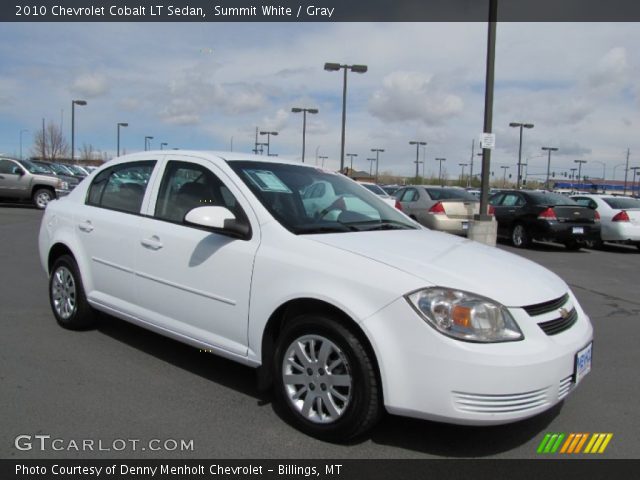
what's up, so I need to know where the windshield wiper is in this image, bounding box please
[294,224,356,234]
[343,220,414,231]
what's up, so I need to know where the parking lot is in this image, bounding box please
[1,203,639,459]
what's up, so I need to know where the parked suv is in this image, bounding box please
[0,157,71,209]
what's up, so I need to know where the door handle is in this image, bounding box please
[140,236,163,250]
[78,220,94,233]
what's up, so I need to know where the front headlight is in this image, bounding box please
[406,287,523,343]
[60,181,69,190]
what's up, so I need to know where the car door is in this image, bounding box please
[134,157,261,356]
[76,160,158,311]
[398,188,420,218]
[496,192,526,233]
[0,159,28,198]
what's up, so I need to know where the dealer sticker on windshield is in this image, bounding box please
[575,342,592,384]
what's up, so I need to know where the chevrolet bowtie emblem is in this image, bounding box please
[559,307,570,319]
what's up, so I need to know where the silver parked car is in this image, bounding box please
[394,186,480,236]
[0,157,70,208]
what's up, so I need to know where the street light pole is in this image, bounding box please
[291,107,318,163]
[574,160,587,190]
[367,158,376,177]
[259,131,278,156]
[71,99,87,162]
[371,148,384,184]
[346,153,358,175]
[541,146,559,190]
[318,155,328,168]
[144,136,154,151]
[436,158,446,186]
[324,62,368,172]
[117,122,128,157]
[629,167,640,197]
[409,141,427,182]
[459,163,468,186]
[501,165,510,187]
[509,122,534,189]
[161,142,168,150]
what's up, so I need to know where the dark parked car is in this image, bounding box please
[489,190,600,250]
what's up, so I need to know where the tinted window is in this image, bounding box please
[0,159,17,174]
[527,192,578,206]
[18,159,50,174]
[400,189,418,202]
[489,193,504,206]
[87,161,155,214]
[603,197,640,209]
[154,161,244,224]
[361,183,387,196]
[501,193,525,207]
[425,187,478,201]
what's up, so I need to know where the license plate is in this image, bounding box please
[574,342,592,384]
[462,221,469,230]
[572,227,584,234]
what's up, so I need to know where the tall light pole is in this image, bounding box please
[542,146,559,190]
[367,158,377,177]
[291,107,318,163]
[19,129,28,160]
[459,163,468,186]
[144,136,153,151]
[259,131,278,156]
[436,158,446,186]
[346,153,358,175]
[612,163,626,181]
[71,99,87,162]
[160,142,168,150]
[509,122,534,189]
[574,159,587,190]
[409,141,427,182]
[116,122,128,157]
[630,167,640,197]
[324,62,368,172]
[501,165,510,187]
[371,148,384,183]
[318,155,328,168]
[570,167,577,182]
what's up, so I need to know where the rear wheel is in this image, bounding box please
[274,314,381,441]
[511,224,530,248]
[32,188,54,209]
[564,240,582,251]
[49,255,96,329]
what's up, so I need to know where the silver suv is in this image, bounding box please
[0,157,71,209]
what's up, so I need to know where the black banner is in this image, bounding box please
[4,0,640,22]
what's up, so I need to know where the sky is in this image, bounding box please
[0,21,639,181]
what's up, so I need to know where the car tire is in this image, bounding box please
[32,188,54,210]
[49,255,96,330]
[274,314,381,441]
[511,224,530,248]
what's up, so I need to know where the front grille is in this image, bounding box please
[538,308,578,336]
[523,293,569,316]
[452,388,549,414]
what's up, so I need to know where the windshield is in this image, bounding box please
[603,197,640,209]
[360,183,388,196]
[228,161,417,234]
[18,159,52,175]
[65,164,86,175]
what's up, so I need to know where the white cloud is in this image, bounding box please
[71,73,110,97]
[369,71,464,125]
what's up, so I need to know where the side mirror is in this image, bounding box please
[12,166,24,176]
[184,206,251,239]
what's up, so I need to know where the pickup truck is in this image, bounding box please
[0,157,71,209]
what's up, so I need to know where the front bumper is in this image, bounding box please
[361,290,593,425]
[55,188,71,197]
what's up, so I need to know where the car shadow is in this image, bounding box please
[0,201,37,209]
[96,313,561,456]
[498,238,592,253]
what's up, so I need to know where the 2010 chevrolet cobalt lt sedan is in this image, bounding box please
[39,151,593,441]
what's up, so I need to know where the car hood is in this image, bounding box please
[307,229,567,307]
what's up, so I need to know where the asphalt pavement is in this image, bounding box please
[1,205,638,459]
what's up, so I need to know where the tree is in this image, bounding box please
[32,122,69,161]
[79,143,95,161]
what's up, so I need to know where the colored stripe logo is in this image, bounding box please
[537,433,613,454]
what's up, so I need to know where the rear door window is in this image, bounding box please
[86,161,155,214]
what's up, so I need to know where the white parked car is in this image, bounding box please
[571,194,640,250]
[356,181,397,208]
[39,151,593,440]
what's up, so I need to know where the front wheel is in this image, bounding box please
[274,315,381,441]
[49,255,96,329]
[33,188,54,209]
[511,224,530,248]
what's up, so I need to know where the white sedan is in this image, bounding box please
[571,194,640,249]
[39,151,593,441]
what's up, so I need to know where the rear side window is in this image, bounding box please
[603,197,640,209]
[400,189,418,202]
[86,161,155,214]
